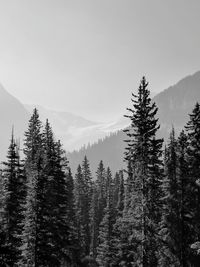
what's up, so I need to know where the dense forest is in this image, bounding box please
[1,77,200,266]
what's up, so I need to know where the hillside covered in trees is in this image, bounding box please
[1,76,200,266]
[68,71,200,176]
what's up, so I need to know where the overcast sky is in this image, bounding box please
[0,0,199,121]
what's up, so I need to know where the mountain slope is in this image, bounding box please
[68,130,126,176]
[0,84,29,160]
[155,70,200,127]
[25,105,128,152]
[67,71,200,176]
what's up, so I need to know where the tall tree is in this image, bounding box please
[0,130,25,266]
[115,171,124,217]
[21,114,78,266]
[158,129,182,266]
[96,170,115,267]
[40,121,76,265]
[0,168,9,265]
[19,108,44,266]
[90,184,99,259]
[81,156,93,255]
[74,164,87,258]
[177,130,191,266]
[185,102,200,265]
[122,77,163,266]
[96,160,107,228]
[64,167,81,265]
[113,172,120,209]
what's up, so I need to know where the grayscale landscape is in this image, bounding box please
[0,1,200,266]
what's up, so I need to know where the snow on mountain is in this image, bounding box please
[24,105,129,152]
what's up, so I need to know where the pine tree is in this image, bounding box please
[74,164,87,258]
[121,77,163,266]
[90,184,99,259]
[96,160,107,228]
[81,156,93,256]
[158,129,182,266]
[51,140,76,265]
[109,171,125,267]
[19,108,44,266]
[177,130,191,266]
[185,102,200,265]
[41,121,76,265]
[0,130,26,266]
[116,171,124,215]
[64,167,81,265]
[113,172,120,209]
[113,170,124,217]
[106,167,112,194]
[96,170,115,267]
[91,160,107,258]
[0,167,9,265]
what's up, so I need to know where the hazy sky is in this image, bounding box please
[0,0,199,121]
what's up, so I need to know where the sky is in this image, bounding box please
[0,0,199,122]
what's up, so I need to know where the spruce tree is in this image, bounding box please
[177,130,191,266]
[116,171,124,215]
[65,167,81,265]
[90,162,112,261]
[96,169,115,267]
[0,130,26,266]
[113,172,120,209]
[185,102,200,265]
[74,164,87,257]
[158,129,181,266]
[41,121,76,265]
[109,171,125,267]
[81,156,93,255]
[96,160,107,228]
[0,168,9,265]
[19,108,44,266]
[90,184,99,259]
[122,77,163,266]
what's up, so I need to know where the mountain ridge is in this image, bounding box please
[0,83,29,161]
[67,70,200,175]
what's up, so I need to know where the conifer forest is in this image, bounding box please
[1,76,200,267]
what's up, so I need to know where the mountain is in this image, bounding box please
[1,71,200,175]
[0,84,29,161]
[68,130,126,176]
[154,70,200,127]
[67,71,200,176]
[24,105,128,152]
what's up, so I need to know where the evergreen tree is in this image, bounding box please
[113,172,120,209]
[185,102,200,265]
[177,130,191,266]
[19,108,44,266]
[0,167,9,266]
[121,77,163,266]
[40,121,76,265]
[96,160,107,228]
[109,171,125,267]
[74,164,87,258]
[81,156,93,255]
[92,161,107,258]
[0,130,26,266]
[116,171,124,216]
[105,167,113,200]
[158,129,181,266]
[90,184,99,259]
[65,167,81,265]
[112,170,124,223]
[96,171,115,267]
